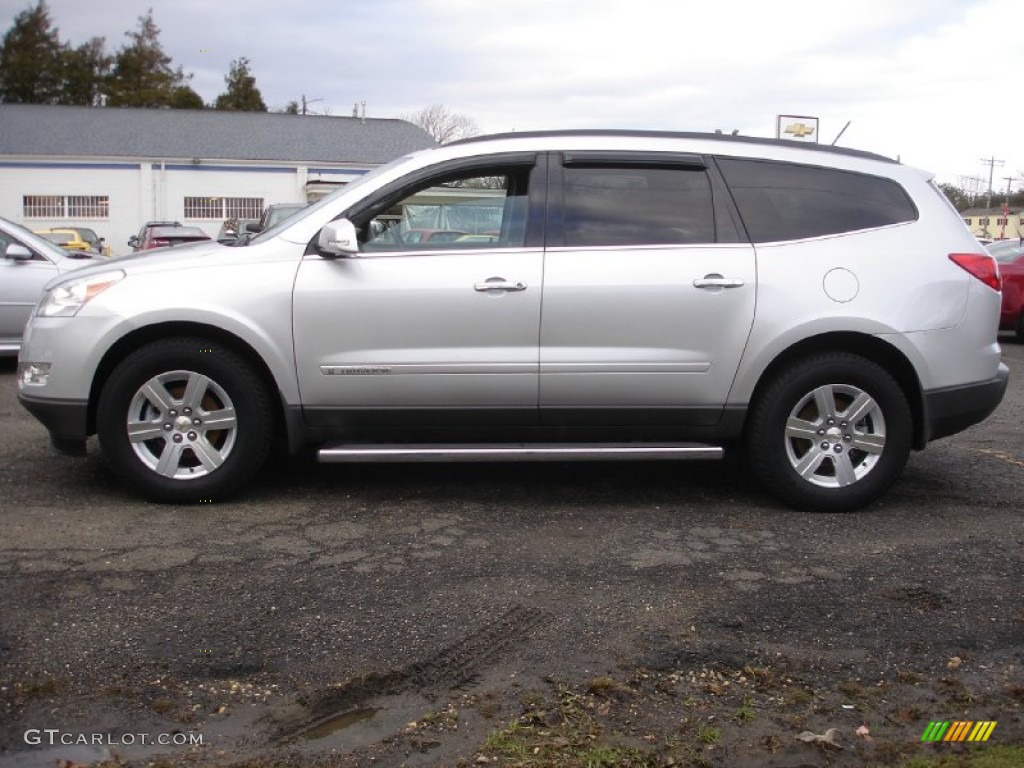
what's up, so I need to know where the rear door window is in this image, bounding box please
[555,159,720,246]
[715,157,918,243]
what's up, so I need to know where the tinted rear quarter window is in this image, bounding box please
[716,157,917,243]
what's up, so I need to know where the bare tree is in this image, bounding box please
[402,104,478,144]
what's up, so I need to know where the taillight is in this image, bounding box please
[949,253,1000,291]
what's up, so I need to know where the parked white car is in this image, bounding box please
[16,130,1007,511]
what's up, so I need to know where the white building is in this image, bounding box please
[0,104,435,255]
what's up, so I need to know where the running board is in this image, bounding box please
[317,443,724,463]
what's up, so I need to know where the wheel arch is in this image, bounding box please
[745,332,926,449]
[87,322,297,452]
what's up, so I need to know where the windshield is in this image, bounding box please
[245,152,420,246]
[2,219,76,261]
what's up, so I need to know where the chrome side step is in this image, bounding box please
[317,443,724,463]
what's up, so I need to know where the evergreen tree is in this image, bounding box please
[106,10,194,108]
[214,57,267,112]
[61,37,111,106]
[0,0,64,104]
[169,84,204,109]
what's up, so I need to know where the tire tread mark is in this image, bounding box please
[274,603,549,743]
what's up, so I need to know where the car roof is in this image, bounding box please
[35,227,81,235]
[150,226,208,237]
[448,129,898,164]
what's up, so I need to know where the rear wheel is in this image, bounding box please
[745,353,912,512]
[97,338,273,503]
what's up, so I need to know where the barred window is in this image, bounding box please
[68,195,109,218]
[184,196,263,220]
[23,195,109,219]
[23,195,66,218]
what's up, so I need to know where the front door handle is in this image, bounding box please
[474,278,527,292]
[693,274,745,289]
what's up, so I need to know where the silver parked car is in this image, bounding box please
[0,216,103,356]
[17,131,1008,511]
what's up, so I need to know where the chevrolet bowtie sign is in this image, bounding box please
[777,115,819,143]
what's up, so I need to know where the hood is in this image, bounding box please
[47,239,234,288]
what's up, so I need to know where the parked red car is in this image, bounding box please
[989,239,1024,339]
[137,225,212,251]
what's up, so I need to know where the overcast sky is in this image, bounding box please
[4,0,1022,190]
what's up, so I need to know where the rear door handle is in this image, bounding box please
[474,278,527,292]
[693,275,745,289]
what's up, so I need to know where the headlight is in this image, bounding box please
[36,270,125,317]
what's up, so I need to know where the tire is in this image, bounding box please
[745,353,912,512]
[97,337,274,503]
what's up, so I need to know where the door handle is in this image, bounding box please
[474,278,527,292]
[693,275,744,289]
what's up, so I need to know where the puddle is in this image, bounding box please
[283,692,434,752]
[294,707,380,740]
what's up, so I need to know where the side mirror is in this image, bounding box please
[5,243,33,261]
[128,236,139,248]
[318,219,360,257]
[242,222,262,234]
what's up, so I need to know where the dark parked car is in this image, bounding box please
[247,204,306,235]
[217,218,258,243]
[989,239,1024,338]
[137,225,211,251]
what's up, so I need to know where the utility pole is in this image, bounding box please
[979,157,1004,238]
[1001,176,1022,241]
[1003,176,1021,200]
[980,156,1004,209]
[300,95,324,116]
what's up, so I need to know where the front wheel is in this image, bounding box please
[745,353,912,512]
[97,338,274,503]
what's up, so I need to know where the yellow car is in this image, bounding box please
[33,228,101,254]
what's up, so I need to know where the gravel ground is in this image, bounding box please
[0,339,1021,767]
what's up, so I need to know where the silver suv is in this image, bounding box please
[17,131,1008,511]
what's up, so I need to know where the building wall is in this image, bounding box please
[0,160,369,256]
[961,207,1024,242]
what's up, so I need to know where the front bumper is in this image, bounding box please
[18,392,89,455]
[922,363,1009,443]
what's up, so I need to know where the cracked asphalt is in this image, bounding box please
[0,339,1022,767]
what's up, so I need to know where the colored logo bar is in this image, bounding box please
[921,721,997,742]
